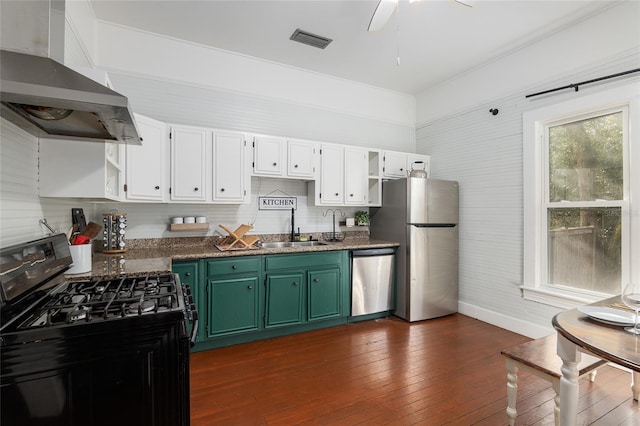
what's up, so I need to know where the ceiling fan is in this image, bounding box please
[368,0,476,32]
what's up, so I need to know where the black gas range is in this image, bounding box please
[0,233,197,426]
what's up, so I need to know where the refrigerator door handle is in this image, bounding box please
[410,223,456,228]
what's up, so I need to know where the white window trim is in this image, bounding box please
[523,82,640,309]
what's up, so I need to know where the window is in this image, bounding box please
[523,83,640,308]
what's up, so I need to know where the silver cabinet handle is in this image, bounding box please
[248,285,253,290]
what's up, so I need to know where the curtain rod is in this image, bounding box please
[525,68,640,99]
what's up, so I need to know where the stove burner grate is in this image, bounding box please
[14,274,182,330]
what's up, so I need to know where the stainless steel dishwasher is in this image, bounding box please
[350,247,396,317]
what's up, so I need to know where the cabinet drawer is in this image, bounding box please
[207,257,261,276]
[265,252,341,270]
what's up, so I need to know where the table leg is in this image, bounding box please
[632,371,640,401]
[557,333,581,426]
[505,359,518,426]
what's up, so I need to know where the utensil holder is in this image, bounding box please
[103,213,127,253]
[68,243,92,274]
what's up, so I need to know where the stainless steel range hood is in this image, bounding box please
[0,1,141,144]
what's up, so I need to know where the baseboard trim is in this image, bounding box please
[458,301,555,339]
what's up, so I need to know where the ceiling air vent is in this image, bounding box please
[289,29,332,49]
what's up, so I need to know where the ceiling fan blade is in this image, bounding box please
[454,0,476,7]
[367,0,399,32]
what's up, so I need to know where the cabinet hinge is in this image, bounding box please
[319,192,322,199]
[252,161,255,168]
[169,131,172,140]
[244,190,247,196]
[169,187,172,194]
[252,139,255,148]
[320,149,322,155]
[124,184,128,192]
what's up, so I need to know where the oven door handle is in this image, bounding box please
[189,310,198,348]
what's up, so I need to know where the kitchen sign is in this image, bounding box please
[258,196,297,210]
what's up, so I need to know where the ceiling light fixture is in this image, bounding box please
[368,0,476,32]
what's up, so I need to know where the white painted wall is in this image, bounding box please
[416,1,640,126]
[415,0,640,336]
[95,21,415,129]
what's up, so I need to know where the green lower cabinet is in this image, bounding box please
[308,268,341,321]
[207,276,261,337]
[265,273,304,328]
[182,250,350,350]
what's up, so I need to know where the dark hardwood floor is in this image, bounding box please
[190,314,639,425]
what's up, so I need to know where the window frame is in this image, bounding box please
[523,82,640,309]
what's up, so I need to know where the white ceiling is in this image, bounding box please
[89,0,617,95]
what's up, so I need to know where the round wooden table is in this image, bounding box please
[552,296,640,425]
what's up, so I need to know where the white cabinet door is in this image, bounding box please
[39,139,123,200]
[170,125,208,202]
[344,147,367,205]
[318,144,344,205]
[287,139,316,179]
[126,114,168,202]
[383,151,408,178]
[253,135,284,177]
[213,131,248,203]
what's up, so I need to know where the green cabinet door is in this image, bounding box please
[207,276,260,337]
[308,268,341,321]
[265,273,304,328]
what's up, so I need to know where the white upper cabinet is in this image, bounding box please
[252,135,285,177]
[212,131,249,204]
[383,150,431,179]
[126,114,168,202]
[311,143,344,205]
[39,139,124,201]
[382,150,409,178]
[344,147,367,205]
[252,135,317,180]
[170,124,208,202]
[287,139,317,179]
[309,145,383,207]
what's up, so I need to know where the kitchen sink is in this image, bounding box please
[259,241,330,249]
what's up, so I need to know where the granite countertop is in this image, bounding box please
[66,235,399,279]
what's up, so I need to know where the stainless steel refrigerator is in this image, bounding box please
[370,178,459,322]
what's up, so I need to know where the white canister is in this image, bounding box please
[67,244,92,274]
[171,217,184,224]
[196,216,207,223]
[184,216,196,224]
